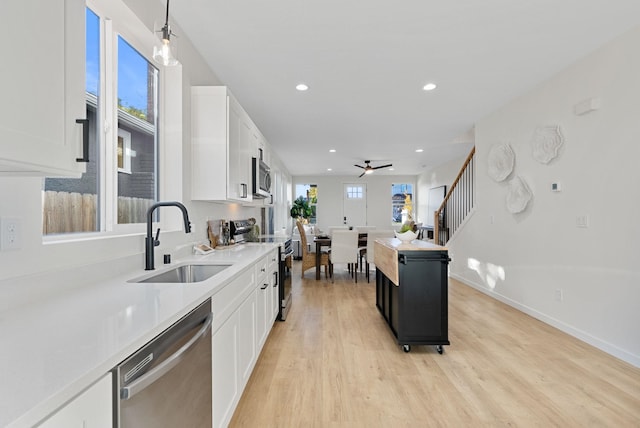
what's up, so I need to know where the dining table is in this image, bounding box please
[314,233,367,280]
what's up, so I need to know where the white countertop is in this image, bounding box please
[0,243,276,428]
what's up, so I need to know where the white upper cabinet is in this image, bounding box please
[0,0,87,176]
[192,86,254,203]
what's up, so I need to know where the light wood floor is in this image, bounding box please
[230,262,640,427]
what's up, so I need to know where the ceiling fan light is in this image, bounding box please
[365,168,373,174]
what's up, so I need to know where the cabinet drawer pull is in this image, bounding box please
[75,118,90,163]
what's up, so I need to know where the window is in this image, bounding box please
[392,183,413,225]
[346,185,363,199]
[43,2,163,235]
[116,37,159,225]
[295,184,317,224]
[43,8,101,235]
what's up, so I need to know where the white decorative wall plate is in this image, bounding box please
[487,143,515,182]
[506,176,532,214]
[532,125,564,164]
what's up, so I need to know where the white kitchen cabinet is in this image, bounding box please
[269,250,280,323]
[237,289,257,389]
[255,254,270,349]
[191,86,255,203]
[0,0,86,176]
[211,263,260,428]
[212,311,239,428]
[256,249,279,349]
[38,373,112,428]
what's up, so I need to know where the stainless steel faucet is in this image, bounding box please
[145,201,192,270]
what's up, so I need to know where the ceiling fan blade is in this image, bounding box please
[372,163,393,170]
[354,164,365,169]
[358,172,366,178]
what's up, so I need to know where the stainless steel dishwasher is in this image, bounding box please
[113,299,213,427]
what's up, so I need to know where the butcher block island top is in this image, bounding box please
[374,238,447,285]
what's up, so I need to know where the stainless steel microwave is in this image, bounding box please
[252,156,271,198]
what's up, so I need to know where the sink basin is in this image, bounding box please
[132,264,232,283]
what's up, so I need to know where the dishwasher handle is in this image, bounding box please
[121,312,213,400]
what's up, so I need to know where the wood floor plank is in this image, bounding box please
[229,262,640,427]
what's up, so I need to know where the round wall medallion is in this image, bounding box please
[487,143,515,182]
[506,176,533,214]
[532,125,564,164]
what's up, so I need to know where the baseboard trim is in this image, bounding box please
[449,273,640,368]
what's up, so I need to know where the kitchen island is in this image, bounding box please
[374,238,450,353]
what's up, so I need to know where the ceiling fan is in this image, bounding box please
[354,160,393,178]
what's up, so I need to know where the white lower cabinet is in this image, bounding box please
[39,373,112,428]
[256,255,270,349]
[269,250,280,323]
[237,290,257,388]
[212,311,240,428]
[211,249,280,428]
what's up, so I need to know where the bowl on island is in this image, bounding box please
[395,230,418,242]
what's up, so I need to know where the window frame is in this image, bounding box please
[43,0,183,242]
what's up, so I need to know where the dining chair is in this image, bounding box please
[355,226,376,272]
[328,230,360,283]
[365,229,395,282]
[296,220,330,279]
[328,226,349,237]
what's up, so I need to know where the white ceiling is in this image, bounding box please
[170,0,640,177]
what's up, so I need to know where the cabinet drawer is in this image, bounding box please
[212,268,255,332]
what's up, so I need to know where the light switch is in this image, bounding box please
[576,215,589,228]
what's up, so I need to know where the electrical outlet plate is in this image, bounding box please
[1,217,21,250]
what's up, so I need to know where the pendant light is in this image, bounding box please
[153,0,178,66]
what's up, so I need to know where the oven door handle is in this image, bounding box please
[120,312,213,400]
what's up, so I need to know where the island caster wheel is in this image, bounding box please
[436,345,443,354]
[402,344,411,353]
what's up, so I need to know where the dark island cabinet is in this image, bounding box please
[375,249,450,353]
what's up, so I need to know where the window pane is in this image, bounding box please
[43,8,101,235]
[295,184,317,224]
[117,37,158,224]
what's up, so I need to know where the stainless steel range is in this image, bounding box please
[229,219,293,321]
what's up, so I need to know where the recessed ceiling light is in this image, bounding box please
[296,83,309,91]
[327,168,332,171]
[423,83,437,91]
[329,149,336,153]
[415,149,424,153]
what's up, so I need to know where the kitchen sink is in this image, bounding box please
[131,264,232,284]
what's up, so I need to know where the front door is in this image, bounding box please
[343,183,367,227]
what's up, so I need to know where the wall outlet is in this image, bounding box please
[576,215,589,228]
[554,289,564,302]
[1,217,22,251]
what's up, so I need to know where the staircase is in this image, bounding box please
[434,147,475,245]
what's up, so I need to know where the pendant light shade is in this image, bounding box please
[153,0,178,66]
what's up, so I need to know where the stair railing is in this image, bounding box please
[434,146,475,246]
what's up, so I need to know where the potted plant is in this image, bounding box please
[290,196,313,223]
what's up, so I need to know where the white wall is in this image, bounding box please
[293,174,416,232]
[449,25,640,366]
[0,0,261,284]
[416,155,469,226]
